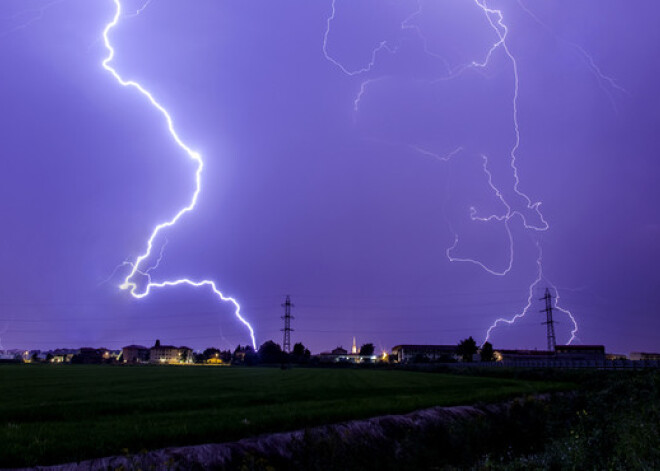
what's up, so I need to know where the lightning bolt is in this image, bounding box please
[101,0,256,349]
[483,244,579,345]
[324,0,592,346]
[446,155,514,277]
[97,238,167,287]
[323,0,398,76]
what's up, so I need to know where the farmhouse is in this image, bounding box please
[149,343,193,364]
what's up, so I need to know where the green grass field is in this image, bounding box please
[0,364,569,467]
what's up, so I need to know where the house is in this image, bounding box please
[149,343,193,364]
[71,348,110,364]
[0,351,20,362]
[122,345,150,363]
[629,352,660,361]
[495,349,556,362]
[555,345,605,361]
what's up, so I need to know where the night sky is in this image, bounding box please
[1,0,659,355]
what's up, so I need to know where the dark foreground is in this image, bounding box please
[0,364,565,467]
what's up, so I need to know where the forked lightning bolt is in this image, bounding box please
[324,0,592,345]
[101,0,256,349]
[484,244,579,344]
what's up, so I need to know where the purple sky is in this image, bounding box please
[1,0,659,355]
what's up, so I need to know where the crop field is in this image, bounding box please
[0,364,569,467]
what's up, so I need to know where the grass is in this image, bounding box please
[0,364,569,467]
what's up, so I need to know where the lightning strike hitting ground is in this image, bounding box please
[324,0,584,345]
[101,0,256,349]
[483,245,579,344]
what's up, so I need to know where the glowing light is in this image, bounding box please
[101,0,256,349]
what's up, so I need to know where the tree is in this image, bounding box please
[203,348,221,361]
[359,343,375,356]
[193,352,205,364]
[258,340,283,364]
[291,342,311,364]
[155,339,161,348]
[480,341,495,362]
[457,336,478,362]
[180,349,189,363]
[292,342,306,358]
[244,346,259,366]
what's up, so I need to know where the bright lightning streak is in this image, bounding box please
[101,0,256,349]
[472,1,578,343]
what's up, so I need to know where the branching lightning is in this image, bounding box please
[323,0,398,77]
[446,155,514,277]
[483,244,579,344]
[101,0,256,349]
[323,0,596,346]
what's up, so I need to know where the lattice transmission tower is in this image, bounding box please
[281,295,294,353]
[540,288,556,351]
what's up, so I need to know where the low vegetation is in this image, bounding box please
[482,369,660,470]
[0,364,567,467]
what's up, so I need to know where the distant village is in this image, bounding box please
[2,336,660,369]
[2,291,659,369]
